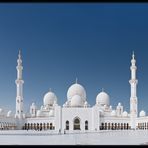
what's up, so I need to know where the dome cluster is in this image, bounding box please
[42,82,111,108]
[67,83,86,101]
[66,83,87,107]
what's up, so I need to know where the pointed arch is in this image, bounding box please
[66,120,69,130]
[73,117,80,130]
[85,120,88,130]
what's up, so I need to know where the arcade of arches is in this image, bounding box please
[22,121,148,131]
[0,122,16,130]
[23,123,55,130]
[100,122,130,130]
[138,122,148,129]
[100,122,148,130]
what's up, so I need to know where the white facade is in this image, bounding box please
[0,51,148,132]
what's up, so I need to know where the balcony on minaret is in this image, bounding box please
[15,79,24,84]
[129,79,138,84]
[130,65,137,70]
[16,65,23,70]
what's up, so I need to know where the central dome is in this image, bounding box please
[67,83,86,101]
[43,91,57,106]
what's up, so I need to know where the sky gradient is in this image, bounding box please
[0,3,148,115]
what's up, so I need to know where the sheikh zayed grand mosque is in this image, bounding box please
[0,51,148,133]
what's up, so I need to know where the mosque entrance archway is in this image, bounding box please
[73,117,80,130]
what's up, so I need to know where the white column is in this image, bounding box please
[129,52,138,129]
[15,50,24,119]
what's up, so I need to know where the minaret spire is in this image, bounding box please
[18,49,21,59]
[129,51,138,129]
[76,77,78,84]
[15,50,24,119]
[132,51,135,59]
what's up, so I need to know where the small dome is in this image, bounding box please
[96,91,110,106]
[71,95,83,107]
[7,110,12,117]
[36,110,42,117]
[32,102,35,106]
[139,110,146,117]
[67,83,86,101]
[0,108,3,113]
[118,102,121,106]
[111,110,116,116]
[122,111,128,117]
[31,102,37,109]
[43,91,57,106]
[49,110,54,116]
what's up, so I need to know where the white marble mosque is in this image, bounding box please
[0,50,147,133]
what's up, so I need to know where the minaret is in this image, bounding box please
[129,51,138,129]
[15,50,24,119]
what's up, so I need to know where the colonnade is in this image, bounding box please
[23,123,55,130]
[138,122,148,129]
[100,122,129,130]
[0,122,16,130]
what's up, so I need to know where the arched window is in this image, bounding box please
[37,123,39,130]
[117,123,120,130]
[40,123,42,130]
[34,123,36,130]
[101,123,104,130]
[108,123,110,130]
[115,123,117,130]
[50,123,53,130]
[127,123,129,130]
[27,123,30,130]
[73,117,80,130]
[124,123,126,130]
[31,123,33,130]
[47,123,49,129]
[85,120,88,130]
[105,123,107,130]
[111,123,114,130]
[121,123,123,130]
[66,121,69,130]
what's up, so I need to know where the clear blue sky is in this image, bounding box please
[0,3,148,115]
